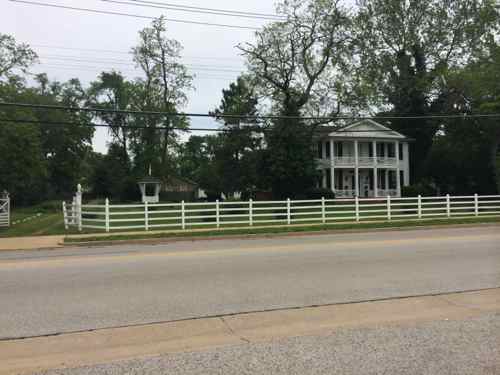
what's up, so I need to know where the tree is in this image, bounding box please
[355,0,499,181]
[33,77,95,196]
[132,17,193,177]
[177,135,224,194]
[0,33,37,80]
[0,79,47,204]
[89,143,139,201]
[212,76,264,195]
[238,0,353,197]
[429,42,500,194]
[88,71,136,168]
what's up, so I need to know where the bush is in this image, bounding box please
[402,181,438,197]
[205,191,222,202]
[293,188,336,200]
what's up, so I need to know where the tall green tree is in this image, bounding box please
[355,0,499,181]
[429,43,500,194]
[132,17,193,177]
[88,71,136,168]
[238,0,353,198]
[212,76,263,195]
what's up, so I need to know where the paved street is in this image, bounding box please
[1,225,499,340]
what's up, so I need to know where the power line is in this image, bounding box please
[128,0,284,19]
[2,102,500,121]
[0,118,409,134]
[39,54,243,70]
[0,118,227,132]
[9,0,260,30]
[32,44,243,62]
[38,55,243,73]
[99,0,283,20]
[33,64,237,80]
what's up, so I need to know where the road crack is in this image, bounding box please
[219,317,251,344]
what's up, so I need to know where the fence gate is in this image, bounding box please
[0,196,10,227]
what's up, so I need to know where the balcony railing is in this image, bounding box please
[317,157,399,167]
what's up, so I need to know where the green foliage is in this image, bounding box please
[355,0,499,181]
[401,182,438,197]
[0,33,38,80]
[89,144,140,201]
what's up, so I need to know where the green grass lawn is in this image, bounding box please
[65,215,500,244]
[0,201,81,237]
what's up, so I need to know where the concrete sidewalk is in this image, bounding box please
[0,235,64,251]
[1,288,499,375]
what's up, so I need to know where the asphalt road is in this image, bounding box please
[1,226,500,339]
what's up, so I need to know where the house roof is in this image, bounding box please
[317,119,411,140]
[138,176,162,184]
[163,175,199,188]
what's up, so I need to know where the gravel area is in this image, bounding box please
[38,313,500,375]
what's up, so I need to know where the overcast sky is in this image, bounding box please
[2,0,280,153]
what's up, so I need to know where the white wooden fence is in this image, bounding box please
[62,194,500,233]
[0,197,10,227]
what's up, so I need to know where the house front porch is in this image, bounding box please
[320,168,402,198]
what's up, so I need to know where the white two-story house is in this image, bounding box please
[316,120,411,198]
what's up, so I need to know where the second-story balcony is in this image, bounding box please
[317,156,399,167]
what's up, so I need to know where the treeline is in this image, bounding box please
[1,0,499,205]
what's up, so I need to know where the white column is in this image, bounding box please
[354,140,359,197]
[330,139,335,192]
[395,140,401,197]
[385,169,389,192]
[322,169,327,188]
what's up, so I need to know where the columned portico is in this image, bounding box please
[316,119,411,198]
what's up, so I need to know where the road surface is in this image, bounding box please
[1,225,499,340]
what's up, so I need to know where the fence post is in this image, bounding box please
[249,199,253,226]
[446,194,451,218]
[387,196,391,221]
[62,201,68,230]
[105,198,110,233]
[71,197,76,225]
[76,184,82,231]
[216,199,220,229]
[181,200,186,230]
[321,197,326,224]
[355,196,360,222]
[474,194,479,217]
[6,196,10,227]
[144,201,149,231]
[287,198,291,225]
[417,195,422,219]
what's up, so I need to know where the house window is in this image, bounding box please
[400,170,404,188]
[399,143,404,160]
[317,141,323,159]
[325,141,331,158]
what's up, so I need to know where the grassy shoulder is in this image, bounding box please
[0,201,80,237]
[64,215,500,244]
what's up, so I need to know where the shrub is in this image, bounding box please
[402,182,438,197]
[293,188,336,200]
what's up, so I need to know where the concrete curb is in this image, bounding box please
[63,222,500,249]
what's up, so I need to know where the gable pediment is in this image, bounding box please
[328,119,407,139]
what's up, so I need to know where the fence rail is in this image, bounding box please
[62,194,500,233]
[0,198,10,227]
